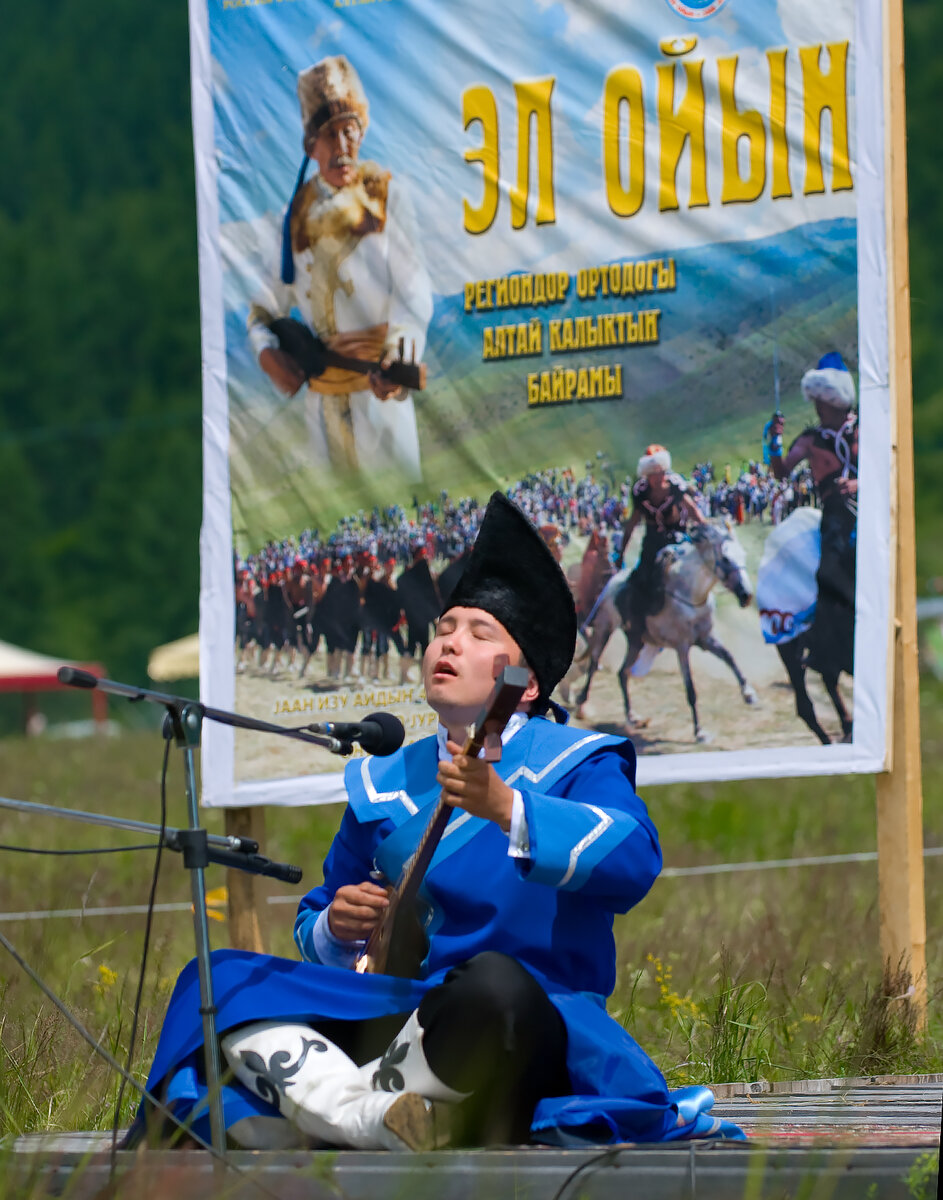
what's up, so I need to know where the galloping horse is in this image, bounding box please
[756,507,853,745]
[575,529,613,622]
[574,522,758,742]
[775,631,852,744]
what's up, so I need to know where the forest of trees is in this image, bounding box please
[1,0,941,683]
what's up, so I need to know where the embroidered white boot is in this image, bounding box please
[361,1010,470,1147]
[221,1021,432,1151]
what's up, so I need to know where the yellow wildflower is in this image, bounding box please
[94,964,119,995]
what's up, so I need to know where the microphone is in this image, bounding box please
[57,666,99,689]
[305,712,405,756]
[205,847,304,885]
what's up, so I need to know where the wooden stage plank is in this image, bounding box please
[5,1082,939,1200]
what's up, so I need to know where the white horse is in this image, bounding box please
[573,522,758,742]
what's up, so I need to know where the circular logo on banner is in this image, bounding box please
[663,0,731,19]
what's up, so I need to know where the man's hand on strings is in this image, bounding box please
[369,351,406,401]
[439,739,514,831]
[327,881,390,941]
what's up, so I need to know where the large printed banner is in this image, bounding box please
[193,0,892,806]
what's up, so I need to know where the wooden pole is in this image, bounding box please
[225,806,268,953]
[874,0,927,1027]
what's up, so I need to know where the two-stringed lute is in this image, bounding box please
[354,661,530,978]
[268,317,427,392]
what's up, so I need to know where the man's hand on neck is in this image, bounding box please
[437,739,514,832]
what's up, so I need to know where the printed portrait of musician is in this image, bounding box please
[247,55,432,480]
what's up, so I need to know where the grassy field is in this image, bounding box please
[0,680,941,1140]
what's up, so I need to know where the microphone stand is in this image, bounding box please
[158,702,225,1157]
[52,668,353,1158]
[0,791,303,883]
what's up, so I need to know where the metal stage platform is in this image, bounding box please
[7,1078,940,1200]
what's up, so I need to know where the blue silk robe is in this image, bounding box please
[140,718,742,1144]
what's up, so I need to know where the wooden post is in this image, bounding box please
[874,0,927,1027]
[225,806,268,953]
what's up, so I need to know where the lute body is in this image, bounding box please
[269,316,426,392]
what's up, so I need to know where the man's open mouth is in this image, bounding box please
[432,660,457,677]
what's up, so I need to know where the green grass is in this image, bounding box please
[0,680,941,1137]
[609,679,943,1086]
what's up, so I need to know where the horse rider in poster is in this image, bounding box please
[615,445,706,649]
[767,352,858,677]
[247,55,432,480]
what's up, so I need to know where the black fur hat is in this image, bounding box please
[441,492,577,707]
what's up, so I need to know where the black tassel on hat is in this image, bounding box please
[441,492,577,710]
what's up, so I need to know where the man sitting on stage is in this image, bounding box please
[139,493,741,1150]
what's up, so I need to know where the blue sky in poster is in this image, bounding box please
[208,0,856,298]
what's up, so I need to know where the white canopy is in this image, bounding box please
[0,640,101,689]
[148,633,199,681]
[0,639,107,726]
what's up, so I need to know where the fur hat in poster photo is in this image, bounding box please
[638,443,672,476]
[441,492,577,707]
[801,352,856,410]
[297,56,370,143]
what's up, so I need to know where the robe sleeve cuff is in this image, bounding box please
[506,789,530,859]
[309,906,365,969]
[516,789,642,891]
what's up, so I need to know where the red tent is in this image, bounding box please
[0,641,107,730]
